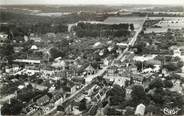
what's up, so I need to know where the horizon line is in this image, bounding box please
[0,3,183,6]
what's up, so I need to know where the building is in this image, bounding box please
[116,42,128,47]
[133,55,157,62]
[30,34,42,43]
[30,45,38,50]
[106,66,118,76]
[51,60,66,70]
[134,103,146,116]
[103,57,113,66]
[13,59,41,64]
[13,46,24,53]
[173,48,181,57]
[36,95,50,106]
[0,32,8,46]
[0,32,8,41]
[85,64,96,75]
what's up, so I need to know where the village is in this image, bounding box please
[0,4,184,116]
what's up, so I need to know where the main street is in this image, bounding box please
[45,16,147,116]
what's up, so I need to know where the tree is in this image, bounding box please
[106,107,122,115]
[151,88,165,105]
[152,93,164,105]
[146,104,160,115]
[49,47,64,60]
[124,106,134,115]
[164,63,180,71]
[1,98,24,115]
[106,84,126,98]
[0,43,14,63]
[130,24,134,31]
[79,98,87,111]
[149,78,164,89]
[131,85,146,105]
[57,105,64,111]
[163,80,173,88]
[134,42,146,54]
[106,84,126,106]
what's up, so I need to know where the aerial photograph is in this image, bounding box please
[0,0,184,115]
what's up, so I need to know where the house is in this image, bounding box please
[30,45,38,50]
[162,68,169,77]
[132,74,144,84]
[85,64,96,75]
[51,60,66,70]
[103,58,110,66]
[30,34,42,42]
[46,33,56,38]
[106,66,118,76]
[13,59,41,70]
[142,68,153,73]
[0,32,8,39]
[36,95,50,106]
[93,42,102,48]
[0,32,8,42]
[103,57,113,66]
[0,32,8,46]
[133,55,157,62]
[113,76,130,87]
[13,59,41,64]
[134,103,146,116]
[13,46,24,53]
[113,60,122,67]
[107,46,114,52]
[129,64,138,74]
[31,83,48,91]
[24,35,29,42]
[173,48,181,57]
[145,59,162,66]
[116,42,128,47]
[99,50,104,56]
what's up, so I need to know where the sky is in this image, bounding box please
[0,0,184,5]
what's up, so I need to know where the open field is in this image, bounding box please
[35,12,71,17]
[144,17,184,33]
[150,17,184,29]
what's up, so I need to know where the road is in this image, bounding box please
[116,15,147,62]
[45,16,147,116]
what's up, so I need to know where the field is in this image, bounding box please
[149,17,184,29]
[0,5,117,14]
[104,17,145,30]
[35,12,71,17]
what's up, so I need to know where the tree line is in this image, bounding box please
[73,22,134,38]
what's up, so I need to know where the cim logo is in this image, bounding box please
[163,107,181,115]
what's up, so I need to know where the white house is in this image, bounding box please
[135,104,146,116]
[0,32,8,40]
[173,48,181,57]
[93,42,102,48]
[30,45,38,50]
[30,34,41,42]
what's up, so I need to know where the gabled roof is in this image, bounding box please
[36,95,50,106]
[85,64,95,71]
[30,45,38,50]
